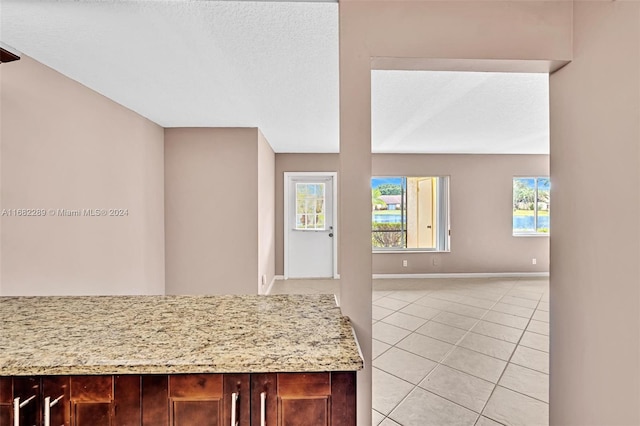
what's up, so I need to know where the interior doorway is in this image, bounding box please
[369,69,551,425]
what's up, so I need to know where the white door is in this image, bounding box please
[285,173,336,278]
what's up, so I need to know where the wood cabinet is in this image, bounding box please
[1,376,112,426]
[71,376,112,426]
[164,374,250,426]
[1,372,355,426]
[1,376,42,426]
[249,372,357,426]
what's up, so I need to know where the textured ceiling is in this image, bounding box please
[1,1,549,154]
[372,70,549,154]
[1,0,339,153]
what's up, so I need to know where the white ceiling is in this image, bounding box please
[372,70,549,154]
[0,1,549,154]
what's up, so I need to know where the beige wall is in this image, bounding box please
[373,154,549,274]
[550,2,640,424]
[0,56,165,296]
[258,130,276,294]
[275,153,549,276]
[339,1,572,422]
[164,128,274,295]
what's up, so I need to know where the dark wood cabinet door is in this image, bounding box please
[329,372,356,426]
[42,376,70,426]
[141,375,168,426]
[168,374,225,426]
[114,376,141,426]
[70,376,114,426]
[13,377,41,426]
[0,404,9,426]
[277,373,331,426]
[0,377,12,426]
[250,374,277,426]
[274,372,356,426]
[222,374,250,426]
[0,376,72,426]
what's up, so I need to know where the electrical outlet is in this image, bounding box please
[433,257,439,266]
[402,260,408,267]
[532,258,537,265]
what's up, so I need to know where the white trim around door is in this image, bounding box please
[284,172,338,279]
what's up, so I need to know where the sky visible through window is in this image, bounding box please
[372,177,403,188]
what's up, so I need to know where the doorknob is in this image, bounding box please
[329,233,334,237]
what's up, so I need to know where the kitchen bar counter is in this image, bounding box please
[0,294,363,376]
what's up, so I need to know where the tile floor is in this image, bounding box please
[270,276,550,426]
[372,277,549,426]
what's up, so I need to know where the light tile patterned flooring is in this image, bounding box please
[371,277,549,426]
[270,277,550,426]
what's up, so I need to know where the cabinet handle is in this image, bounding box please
[43,395,64,426]
[260,392,266,426]
[230,392,239,426]
[13,395,36,426]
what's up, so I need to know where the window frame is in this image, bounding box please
[512,176,550,237]
[372,176,450,252]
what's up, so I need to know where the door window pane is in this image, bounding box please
[296,183,326,230]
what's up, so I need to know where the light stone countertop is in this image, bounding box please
[0,294,363,376]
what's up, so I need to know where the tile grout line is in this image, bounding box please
[375,282,515,425]
[375,287,476,425]
[375,288,441,424]
[476,282,548,424]
[375,295,544,371]
[372,278,549,426]
[376,293,525,377]
[470,277,533,426]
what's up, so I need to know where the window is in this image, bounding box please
[372,177,450,251]
[513,177,550,235]
[296,183,326,230]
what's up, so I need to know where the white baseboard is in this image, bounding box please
[276,275,339,281]
[372,272,549,279]
[265,275,284,295]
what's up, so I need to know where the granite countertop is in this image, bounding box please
[0,294,363,376]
